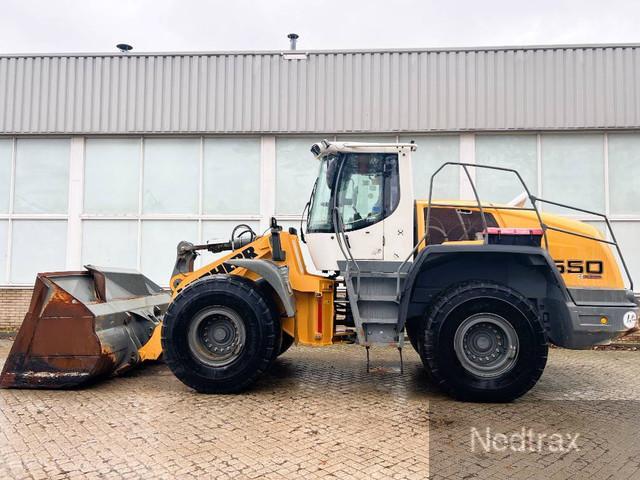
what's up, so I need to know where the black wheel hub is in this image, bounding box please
[453,313,519,378]
[188,307,246,367]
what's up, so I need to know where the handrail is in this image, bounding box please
[333,207,361,295]
[330,154,361,296]
[396,162,549,298]
[395,162,634,297]
[534,197,633,291]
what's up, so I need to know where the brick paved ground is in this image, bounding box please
[1,340,639,479]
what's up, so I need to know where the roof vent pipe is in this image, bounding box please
[287,33,299,50]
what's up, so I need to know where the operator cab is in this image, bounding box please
[305,140,416,271]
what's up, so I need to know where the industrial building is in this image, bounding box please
[1,42,639,328]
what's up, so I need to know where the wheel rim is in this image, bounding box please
[187,306,246,367]
[453,313,519,379]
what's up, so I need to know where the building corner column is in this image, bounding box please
[459,133,476,201]
[66,136,85,270]
[260,136,276,232]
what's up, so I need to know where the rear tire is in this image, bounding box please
[421,281,548,402]
[405,318,421,356]
[161,275,279,393]
[279,332,295,356]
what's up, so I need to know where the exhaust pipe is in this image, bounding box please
[0,266,170,389]
[287,33,299,50]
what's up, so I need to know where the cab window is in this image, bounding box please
[336,153,399,232]
[307,152,399,233]
[425,207,498,244]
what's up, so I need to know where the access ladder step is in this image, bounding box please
[357,294,399,303]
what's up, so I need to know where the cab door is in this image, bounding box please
[333,154,386,260]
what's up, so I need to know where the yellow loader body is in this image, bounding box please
[135,199,630,357]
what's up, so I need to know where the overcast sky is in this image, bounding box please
[2,0,640,54]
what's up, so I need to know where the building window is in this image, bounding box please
[0,139,11,213]
[80,136,262,286]
[0,138,70,285]
[611,222,640,288]
[275,137,320,216]
[143,138,200,214]
[84,138,140,215]
[475,134,537,203]
[608,133,640,216]
[140,220,199,286]
[203,138,260,215]
[399,135,459,200]
[10,220,67,284]
[82,220,138,270]
[198,220,261,266]
[541,133,605,213]
[14,138,70,214]
[0,220,7,284]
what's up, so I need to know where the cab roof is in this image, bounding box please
[311,139,417,159]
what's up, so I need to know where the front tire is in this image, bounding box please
[421,281,548,402]
[279,332,295,356]
[162,275,279,393]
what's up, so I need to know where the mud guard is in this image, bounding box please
[225,259,296,317]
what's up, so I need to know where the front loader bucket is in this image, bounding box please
[0,265,170,389]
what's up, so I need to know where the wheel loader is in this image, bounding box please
[1,140,638,402]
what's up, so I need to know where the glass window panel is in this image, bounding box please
[143,138,199,214]
[14,138,70,214]
[198,220,260,268]
[611,222,640,288]
[276,137,321,215]
[399,135,459,200]
[10,220,67,284]
[84,138,140,214]
[0,221,7,283]
[0,139,11,213]
[82,220,138,269]
[203,138,260,214]
[541,134,605,213]
[140,220,198,285]
[608,133,640,215]
[475,135,538,204]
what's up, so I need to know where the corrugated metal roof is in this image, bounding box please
[1,44,639,134]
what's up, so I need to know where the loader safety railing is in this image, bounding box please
[395,162,634,298]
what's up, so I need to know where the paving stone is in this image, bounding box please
[1,340,639,479]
